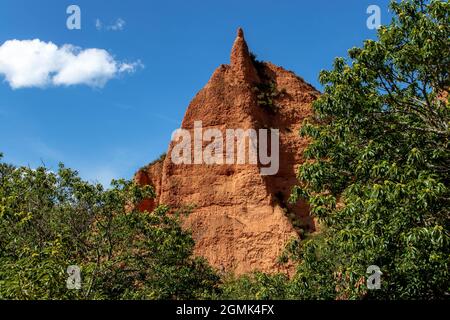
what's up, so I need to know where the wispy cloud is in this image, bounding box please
[0,39,143,89]
[118,60,144,73]
[28,139,64,165]
[108,18,126,31]
[95,18,126,31]
[86,166,119,188]
[113,102,134,111]
[154,113,182,125]
[80,148,140,188]
[95,19,103,31]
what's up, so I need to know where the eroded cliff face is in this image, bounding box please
[135,28,320,275]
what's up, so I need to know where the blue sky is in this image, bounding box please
[0,0,391,186]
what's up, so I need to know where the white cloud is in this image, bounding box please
[95,18,126,31]
[0,39,142,89]
[108,18,126,31]
[118,60,144,73]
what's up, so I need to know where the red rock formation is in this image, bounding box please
[136,28,320,275]
[135,159,164,213]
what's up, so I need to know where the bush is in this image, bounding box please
[0,154,218,300]
[217,272,289,300]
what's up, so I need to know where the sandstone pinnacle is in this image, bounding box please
[230,27,260,83]
[136,29,321,275]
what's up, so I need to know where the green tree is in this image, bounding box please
[0,153,218,300]
[289,0,449,299]
[217,272,289,300]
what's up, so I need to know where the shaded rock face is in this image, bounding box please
[136,28,320,275]
[135,160,164,213]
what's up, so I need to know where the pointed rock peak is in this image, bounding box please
[237,27,244,38]
[230,28,259,83]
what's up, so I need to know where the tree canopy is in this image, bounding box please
[0,154,218,299]
[289,0,449,299]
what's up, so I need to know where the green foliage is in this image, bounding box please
[217,273,289,300]
[250,51,265,73]
[0,157,218,300]
[149,152,167,166]
[289,0,449,299]
[174,203,197,217]
[250,52,287,112]
[139,152,166,172]
[253,82,287,112]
